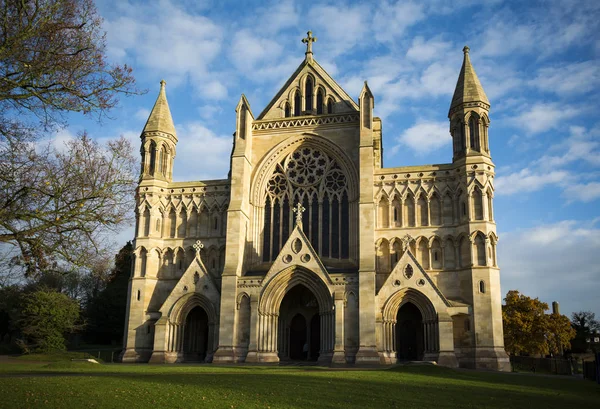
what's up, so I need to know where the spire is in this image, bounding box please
[143,80,177,140]
[448,46,489,117]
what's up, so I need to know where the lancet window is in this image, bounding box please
[262,146,350,262]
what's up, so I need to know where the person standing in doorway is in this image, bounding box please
[302,342,309,361]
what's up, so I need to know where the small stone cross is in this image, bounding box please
[302,31,317,56]
[193,240,204,257]
[293,203,306,227]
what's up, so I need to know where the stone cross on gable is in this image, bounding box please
[193,240,204,258]
[293,203,305,228]
[302,31,317,58]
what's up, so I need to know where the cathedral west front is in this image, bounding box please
[122,32,511,370]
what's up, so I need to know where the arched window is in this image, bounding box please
[473,188,483,220]
[149,141,157,175]
[137,290,140,301]
[469,115,480,151]
[431,238,442,269]
[418,239,429,269]
[327,99,334,114]
[142,207,151,237]
[406,194,415,227]
[305,77,313,112]
[417,195,428,226]
[284,103,291,118]
[479,280,486,294]
[294,92,301,116]
[376,239,390,274]
[430,193,441,225]
[378,197,389,228]
[317,89,324,114]
[262,146,351,262]
[392,241,402,269]
[168,208,177,238]
[474,234,486,266]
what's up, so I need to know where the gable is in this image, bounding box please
[377,247,451,311]
[262,223,332,287]
[159,252,220,317]
[258,59,359,120]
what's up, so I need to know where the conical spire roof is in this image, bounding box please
[143,80,177,139]
[449,46,489,116]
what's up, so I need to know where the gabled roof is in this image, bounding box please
[449,46,489,116]
[257,57,359,120]
[143,80,177,140]
[262,221,332,287]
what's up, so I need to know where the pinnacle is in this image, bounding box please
[143,80,177,140]
[449,46,489,117]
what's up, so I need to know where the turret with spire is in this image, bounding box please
[448,46,491,162]
[140,80,177,182]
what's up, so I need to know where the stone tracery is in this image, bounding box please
[262,145,350,262]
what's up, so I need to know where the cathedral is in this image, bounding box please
[122,32,510,371]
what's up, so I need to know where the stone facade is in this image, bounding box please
[122,34,510,371]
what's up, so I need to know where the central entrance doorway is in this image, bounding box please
[278,285,320,361]
[396,302,424,361]
[183,306,209,362]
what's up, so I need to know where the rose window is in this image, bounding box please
[285,147,328,186]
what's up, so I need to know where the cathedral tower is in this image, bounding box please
[448,47,510,371]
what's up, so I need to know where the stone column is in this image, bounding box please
[332,291,345,364]
[244,295,260,363]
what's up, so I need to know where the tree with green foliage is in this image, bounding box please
[18,289,81,352]
[502,290,575,356]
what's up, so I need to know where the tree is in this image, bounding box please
[571,311,600,353]
[0,0,140,275]
[84,241,132,344]
[18,289,80,352]
[502,290,575,356]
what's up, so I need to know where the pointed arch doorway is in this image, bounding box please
[395,302,424,361]
[257,266,334,364]
[183,306,209,362]
[279,285,320,361]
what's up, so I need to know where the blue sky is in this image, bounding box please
[65,0,599,317]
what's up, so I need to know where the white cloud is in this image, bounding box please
[563,182,600,203]
[420,62,456,96]
[230,29,283,72]
[535,126,600,170]
[373,1,425,43]
[499,220,600,316]
[104,0,224,94]
[395,120,450,155]
[530,61,600,95]
[406,36,452,62]
[308,4,370,58]
[173,122,231,181]
[495,168,571,195]
[510,103,580,134]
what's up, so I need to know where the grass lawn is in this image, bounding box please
[0,358,598,409]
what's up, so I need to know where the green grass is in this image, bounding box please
[0,359,598,409]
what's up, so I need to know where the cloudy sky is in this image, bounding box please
[69,0,599,317]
